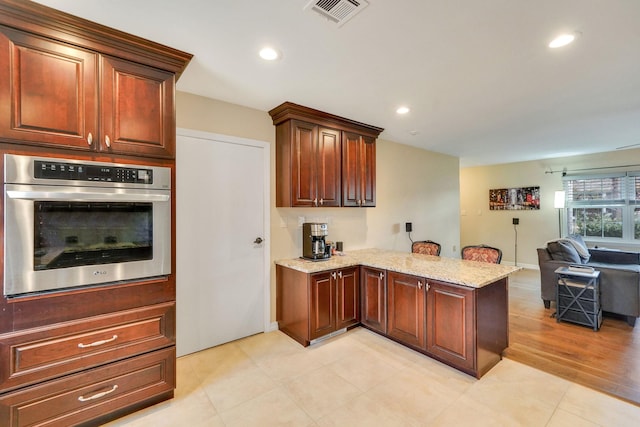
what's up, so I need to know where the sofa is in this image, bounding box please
[537,237,640,327]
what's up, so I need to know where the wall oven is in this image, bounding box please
[3,154,172,297]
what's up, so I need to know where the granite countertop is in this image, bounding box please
[275,248,522,288]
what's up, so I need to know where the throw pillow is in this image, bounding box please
[566,234,591,263]
[547,239,582,264]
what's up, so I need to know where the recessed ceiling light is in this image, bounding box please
[396,106,410,115]
[548,33,576,48]
[259,47,280,60]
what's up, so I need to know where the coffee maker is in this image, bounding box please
[302,223,331,261]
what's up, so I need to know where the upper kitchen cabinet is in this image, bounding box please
[0,0,192,159]
[270,102,383,208]
[342,132,376,207]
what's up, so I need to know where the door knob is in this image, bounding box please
[253,237,263,244]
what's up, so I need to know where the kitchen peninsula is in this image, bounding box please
[276,249,520,378]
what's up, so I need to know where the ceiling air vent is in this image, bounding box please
[304,0,369,27]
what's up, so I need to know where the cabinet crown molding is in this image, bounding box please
[0,0,192,77]
[269,102,384,138]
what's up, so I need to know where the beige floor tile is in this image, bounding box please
[429,394,529,427]
[325,345,404,391]
[559,383,640,426]
[185,341,254,382]
[474,358,571,407]
[202,364,279,412]
[104,328,640,426]
[235,330,303,362]
[462,381,557,426]
[219,387,316,427]
[364,364,465,425]
[256,347,329,382]
[284,366,362,420]
[546,408,601,427]
[104,387,220,427]
[315,393,420,427]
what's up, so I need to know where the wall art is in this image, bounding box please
[489,186,540,210]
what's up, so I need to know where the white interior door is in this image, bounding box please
[176,129,269,356]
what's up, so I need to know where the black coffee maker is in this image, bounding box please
[302,223,331,260]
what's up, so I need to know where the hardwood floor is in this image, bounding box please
[506,268,640,406]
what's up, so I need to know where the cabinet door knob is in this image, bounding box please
[379,272,384,280]
[105,135,111,148]
[418,280,423,290]
[314,198,318,206]
[338,271,342,279]
[87,132,93,146]
[331,272,337,280]
[320,198,324,205]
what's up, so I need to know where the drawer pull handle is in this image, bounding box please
[78,384,118,402]
[78,334,118,348]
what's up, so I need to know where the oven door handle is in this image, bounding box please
[6,190,170,202]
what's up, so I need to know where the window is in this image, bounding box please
[563,173,640,242]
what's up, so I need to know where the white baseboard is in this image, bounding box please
[503,261,539,270]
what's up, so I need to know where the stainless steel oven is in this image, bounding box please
[3,154,171,296]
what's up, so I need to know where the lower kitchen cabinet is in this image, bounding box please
[278,265,359,346]
[387,271,426,349]
[0,347,175,427]
[0,302,175,393]
[277,263,509,378]
[426,280,475,371]
[360,266,386,333]
[335,267,360,331]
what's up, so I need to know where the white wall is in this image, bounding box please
[176,91,461,322]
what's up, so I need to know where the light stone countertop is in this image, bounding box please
[275,248,522,288]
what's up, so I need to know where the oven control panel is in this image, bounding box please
[34,160,153,184]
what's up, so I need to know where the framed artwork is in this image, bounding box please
[489,186,540,210]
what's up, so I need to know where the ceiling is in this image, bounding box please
[34,0,640,167]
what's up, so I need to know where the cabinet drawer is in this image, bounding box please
[0,347,175,427]
[0,302,175,392]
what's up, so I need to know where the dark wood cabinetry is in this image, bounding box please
[387,271,426,349]
[279,120,341,207]
[100,56,176,158]
[342,132,376,207]
[277,265,359,346]
[0,1,191,425]
[0,1,190,159]
[0,25,98,151]
[0,347,175,427]
[269,102,383,207]
[426,280,475,371]
[360,266,386,333]
[277,261,509,378]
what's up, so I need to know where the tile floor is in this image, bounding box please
[105,327,640,427]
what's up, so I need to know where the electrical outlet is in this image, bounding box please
[512,217,519,225]
[405,222,412,232]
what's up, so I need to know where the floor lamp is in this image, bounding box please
[554,190,565,238]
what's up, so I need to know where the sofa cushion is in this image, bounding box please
[547,239,582,263]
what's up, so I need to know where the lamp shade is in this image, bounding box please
[554,191,566,209]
